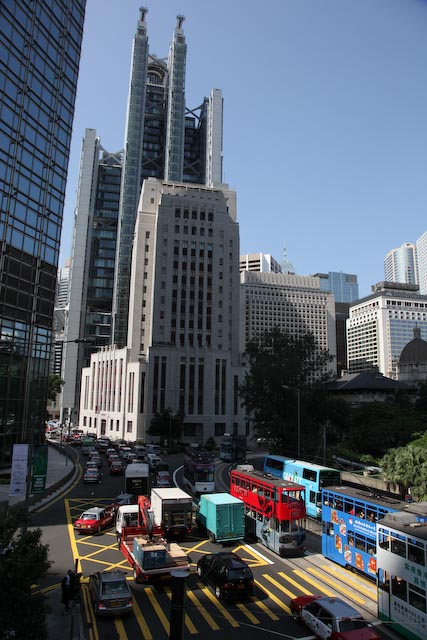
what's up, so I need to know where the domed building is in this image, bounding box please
[396,328,427,383]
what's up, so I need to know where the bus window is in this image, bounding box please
[367,510,376,522]
[391,576,407,601]
[408,539,425,566]
[391,534,406,558]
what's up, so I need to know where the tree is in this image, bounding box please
[148,409,183,446]
[0,508,51,639]
[380,445,427,500]
[348,398,426,458]
[239,328,334,455]
[47,374,64,402]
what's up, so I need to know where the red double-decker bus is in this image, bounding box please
[230,467,306,557]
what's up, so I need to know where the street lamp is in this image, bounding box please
[282,385,301,458]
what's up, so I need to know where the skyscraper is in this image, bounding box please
[384,242,418,287]
[60,129,122,426]
[416,230,427,295]
[79,179,243,443]
[0,0,86,464]
[313,271,359,303]
[112,10,224,347]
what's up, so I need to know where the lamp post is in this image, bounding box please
[282,385,301,458]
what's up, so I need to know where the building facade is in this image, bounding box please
[239,253,282,274]
[0,0,86,464]
[313,271,359,303]
[347,281,427,378]
[384,242,418,287]
[80,179,244,444]
[416,230,427,295]
[60,129,122,426]
[112,10,224,348]
[239,271,337,377]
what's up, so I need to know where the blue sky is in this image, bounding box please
[61,0,427,298]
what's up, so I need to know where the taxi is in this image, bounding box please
[74,506,117,535]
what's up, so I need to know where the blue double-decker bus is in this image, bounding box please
[263,455,341,518]
[321,485,409,579]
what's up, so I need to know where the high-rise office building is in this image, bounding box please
[384,242,418,287]
[80,179,243,443]
[239,253,282,274]
[347,281,427,378]
[416,230,427,295]
[313,271,359,303]
[60,129,122,426]
[0,0,86,464]
[112,10,224,347]
[62,11,224,423]
[239,271,337,378]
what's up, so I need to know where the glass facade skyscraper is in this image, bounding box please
[0,0,86,464]
[112,10,224,347]
[314,271,359,303]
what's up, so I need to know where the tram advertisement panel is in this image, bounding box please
[322,503,377,576]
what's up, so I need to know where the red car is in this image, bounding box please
[290,595,380,640]
[73,505,117,534]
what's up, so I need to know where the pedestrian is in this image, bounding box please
[61,570,73,613]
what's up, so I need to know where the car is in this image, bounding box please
[74,506,116,534]
[88,453,102,467]
[196,552,254,600]
[106,448,117,460]
[155,470,172,487]
[85,460,98,471]
[88,570,133,616]
[155,477,172,488]
[147,453,161,470]
[108,454,120,467]
[110,460,124,475]
[83,467,102,483]
[290,595,380,640]
[114,492,137,506]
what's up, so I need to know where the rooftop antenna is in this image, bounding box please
[177,14,185,29]
[139,6,148,21]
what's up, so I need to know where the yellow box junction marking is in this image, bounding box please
[196,582,239,627]
[250,595,280,621]
[236,601,260,625]
[131,597,153,640]
[277,571,312,596]
[146,586,170,634]
[292,569,336,598]
[186,589,220,630]
[320,564,377,600]
[254,579,290,614]
[303,567,367,605]
[164,586,198,634]
[262,574,295,608]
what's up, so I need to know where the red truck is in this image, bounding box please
[115,496,190,584]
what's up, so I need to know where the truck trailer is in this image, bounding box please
[150,487,193,541]
[196,492,245,543]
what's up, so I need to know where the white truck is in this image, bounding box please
[150,487,193,541]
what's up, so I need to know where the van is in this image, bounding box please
[82,439,95,456]
[146,444,161,455]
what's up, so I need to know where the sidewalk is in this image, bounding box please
[0,441,79,512]
[0,442,84,639]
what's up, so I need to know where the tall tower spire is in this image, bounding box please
[112,8,149,347]
[164,15,187,181]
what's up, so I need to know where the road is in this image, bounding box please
[29,449,394,640]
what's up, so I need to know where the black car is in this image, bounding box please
[196,552,254,600]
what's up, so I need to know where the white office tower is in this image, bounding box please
[239,253,282,273]
[347,281,427,378]
[416,230,427,295]
[240,271,337,379]
[384,242,418,286]
[80,179,244,443]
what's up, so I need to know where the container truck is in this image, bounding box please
[196,492,245,543]
[150,487,193,541]
[115,497,190,583]
[124,462,150,496]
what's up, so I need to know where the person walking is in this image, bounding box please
[61,570,73,613]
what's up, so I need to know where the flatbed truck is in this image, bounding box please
[115,498,190,583]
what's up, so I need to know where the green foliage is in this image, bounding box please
[148,409,183,445]
[47,374,64,402]
[0,508,51,639]
[380,446,427,500]
[239,328,336,455]
[204,437,217,451]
